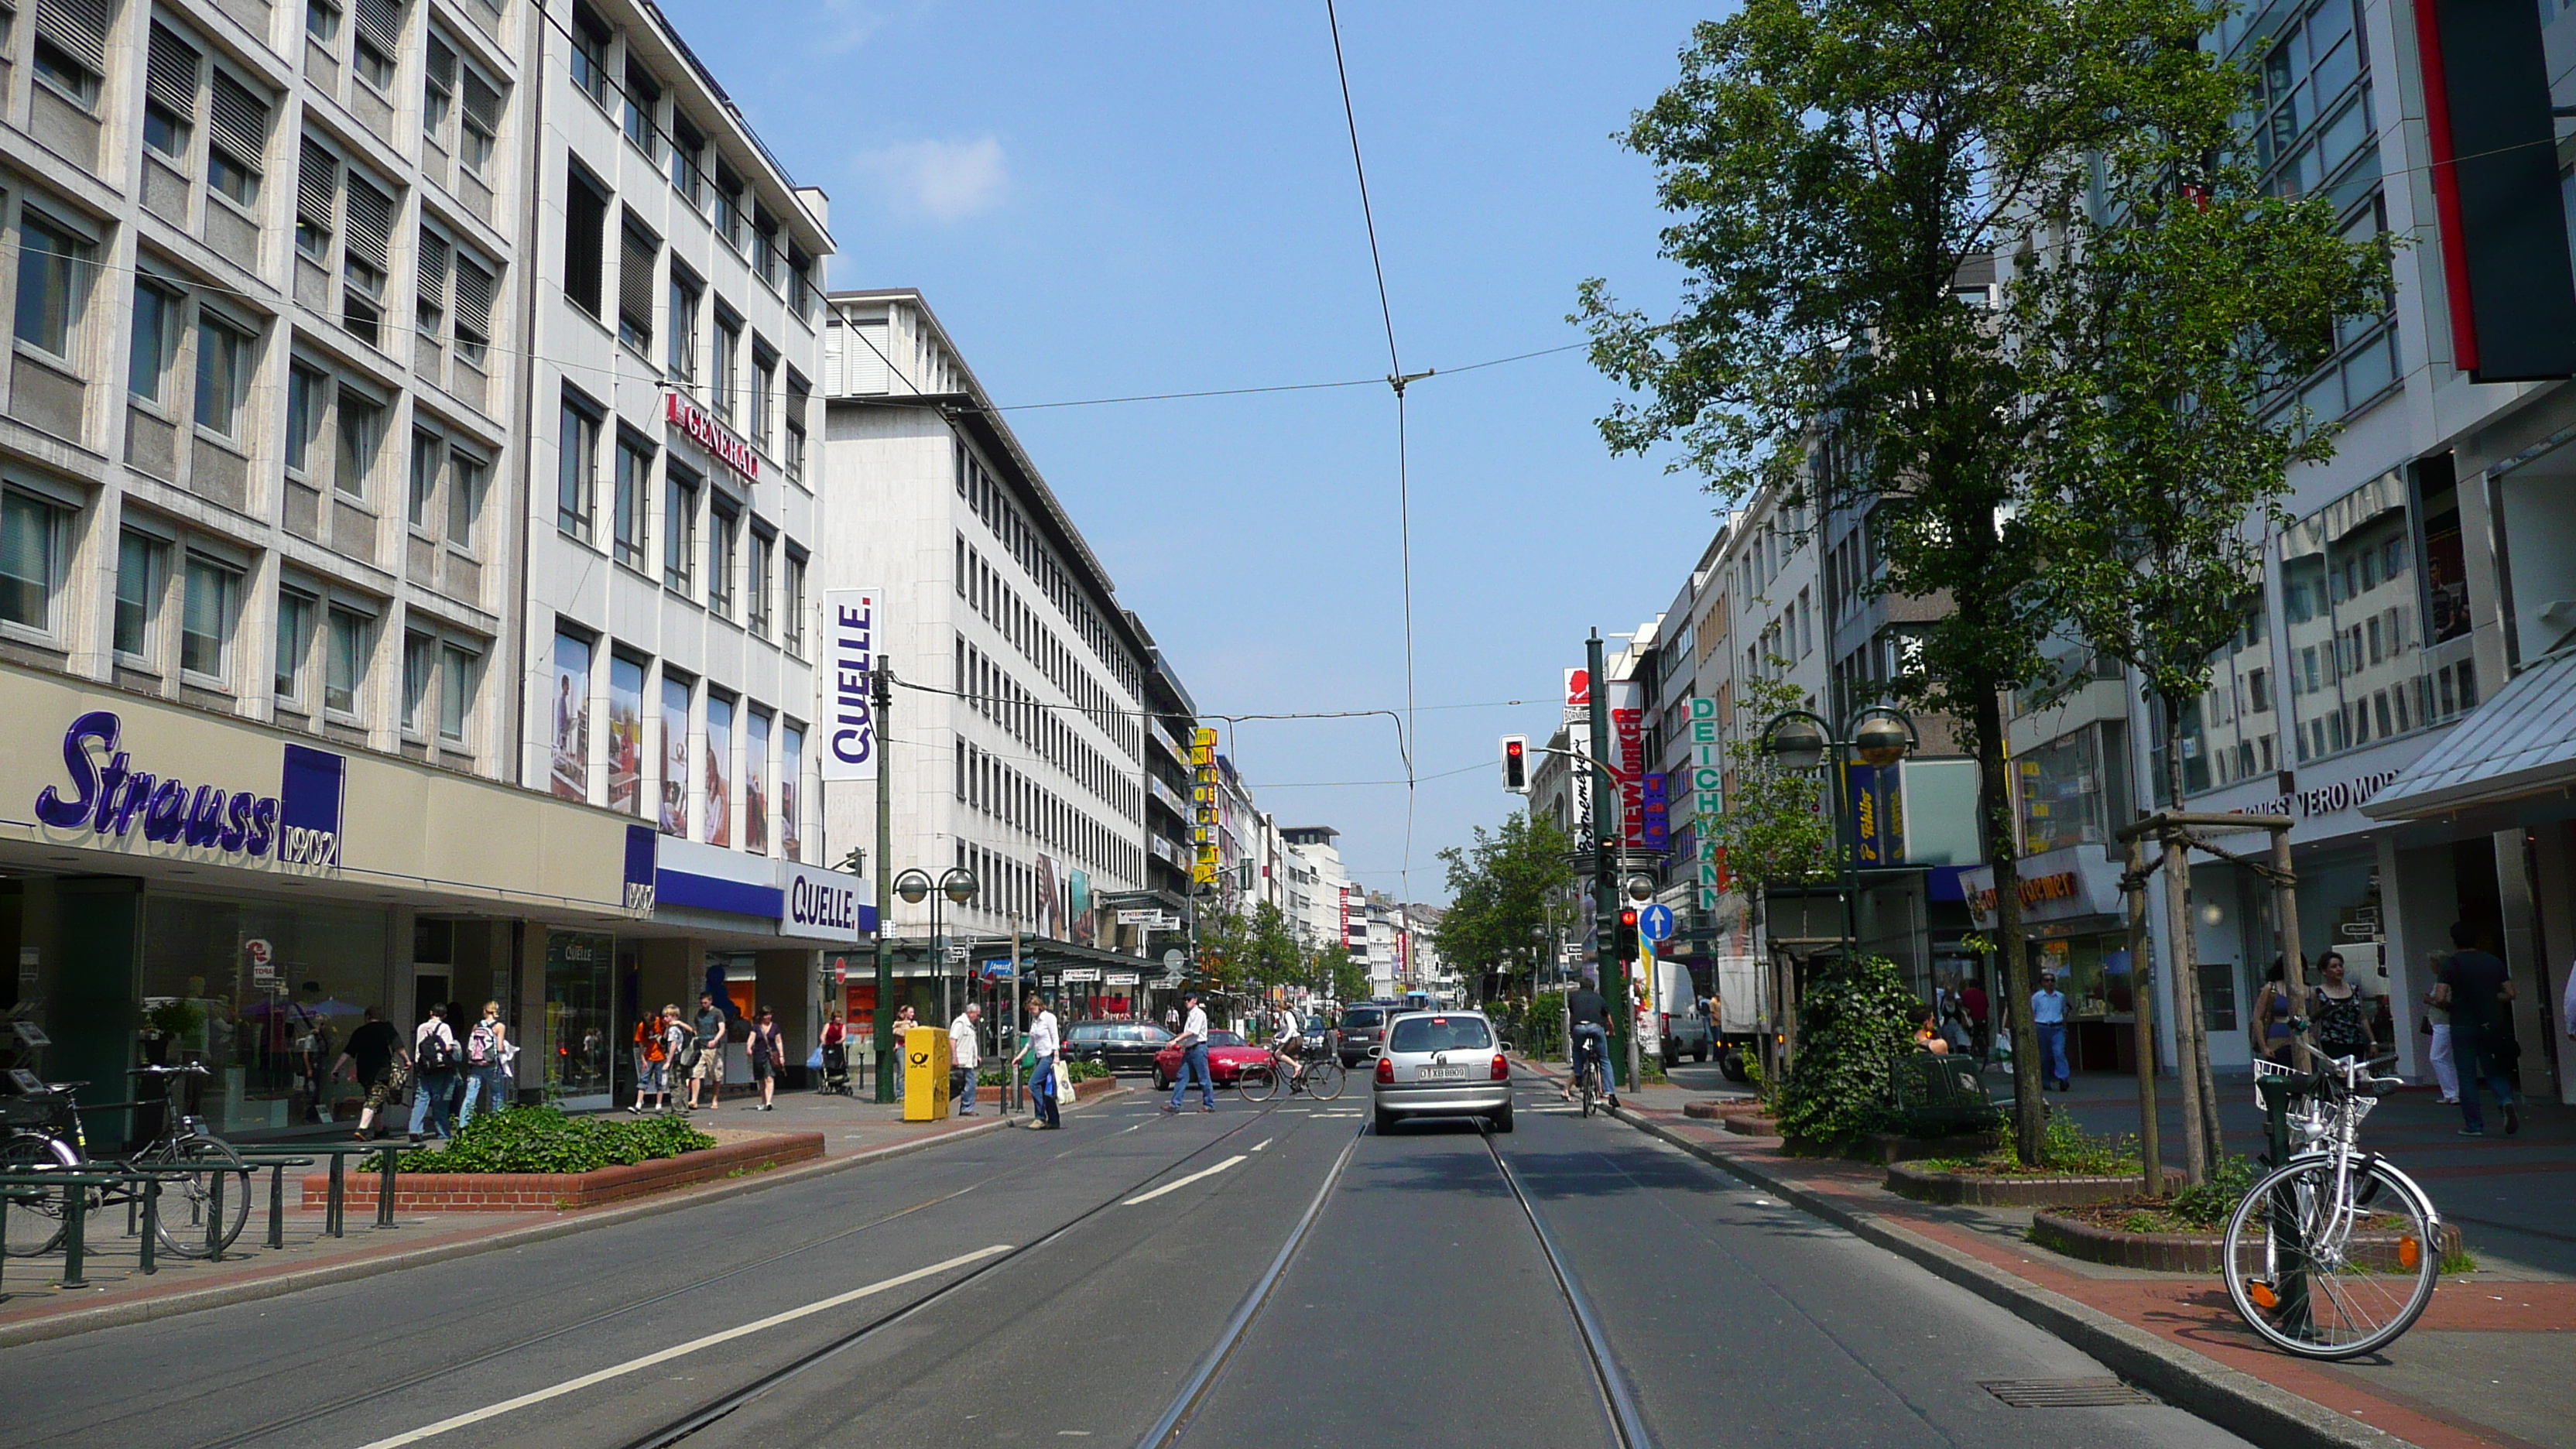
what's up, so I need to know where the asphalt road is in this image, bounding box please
[2,1072,2256,1448]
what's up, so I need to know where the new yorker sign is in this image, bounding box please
[33,711,347,871]
[664,391,761,484]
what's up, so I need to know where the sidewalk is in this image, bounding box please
[0,1079,1128,1348]
[1526,1056,2571,1449]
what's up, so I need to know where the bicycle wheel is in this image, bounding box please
[1305,1059,1347,1101]
[138,1134,252,1258]
[1578,1068,1597,1118]
[1235,1058,1279,1103]
[2223,1156,2441,1359]
[1,1130,79,1256]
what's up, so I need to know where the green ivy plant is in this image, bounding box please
[1773,954,1915,1145]
[368,1106,715,1174]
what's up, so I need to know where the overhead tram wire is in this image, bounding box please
[1324,0,1427,906]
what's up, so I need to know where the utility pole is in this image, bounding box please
[871,659,899,1104]
[1586,632,1629,1091]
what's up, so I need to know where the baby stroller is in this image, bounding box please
[817,1040,852,1096]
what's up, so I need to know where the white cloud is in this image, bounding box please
[854,135,1009,222]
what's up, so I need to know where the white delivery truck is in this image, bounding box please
[1645,958,1713,1062]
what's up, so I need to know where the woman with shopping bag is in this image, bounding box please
[1023,993,1061,1130]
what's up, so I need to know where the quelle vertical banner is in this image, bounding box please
[821,589,882,783]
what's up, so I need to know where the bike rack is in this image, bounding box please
[0,1166,196,1292]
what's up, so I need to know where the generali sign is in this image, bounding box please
[664,391,760,484]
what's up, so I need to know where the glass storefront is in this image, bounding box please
[138,895,392,1133]
[545,929,616,1108]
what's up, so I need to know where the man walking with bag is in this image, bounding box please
[687,993,728,1112]
[408,1004,461,1143]
[1164,990,1214,1115]
[949,1001,982,1116]
[2435,921,2520,1136]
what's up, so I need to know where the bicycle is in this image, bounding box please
[2221,1038,2442,1359]
[1235,1044,1345,1103]
[1569,1030,1609,1118]
[2,1064,252,1259]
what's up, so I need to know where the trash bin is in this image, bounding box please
[902,1024,951,1121]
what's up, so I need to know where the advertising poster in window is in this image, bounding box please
[1033,852,1061,940]
[550,632,591,801]
[1068,868,1094,946]
[607,655,644,815]
[704,694,734,848]
[778,724,803,861]
[660,677,690,837]
[744,711,771,855]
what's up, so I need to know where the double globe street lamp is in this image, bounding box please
[893,865,981,1027]
[1757,705,1917,964]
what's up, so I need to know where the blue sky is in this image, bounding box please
[659,1,1722,901]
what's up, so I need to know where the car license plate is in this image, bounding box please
[1415,1064,1467,1081]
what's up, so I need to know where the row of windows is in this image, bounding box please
[549,627,807,858]
[955,446,1142,729]
[955,738,1139,886]
[554,389,808,647]
[956,636,1141,827]
[953,841,1076,933]
[955,533,1136,763]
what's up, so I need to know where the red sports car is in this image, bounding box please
[1152,1030,1271,1090]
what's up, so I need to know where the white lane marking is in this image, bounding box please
[1251,1137,1273,1152]
[351,1245,1012,1448]
[1122,1155,1248,1206]
[1119,1123,1144,1135]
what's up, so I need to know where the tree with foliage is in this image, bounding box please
[1579,0,2279,1166]
[1773,954,1918,1146]
[1433,810,1577,1003]
[1314,939,1371,1006]
[2015,112,2387,1180]
[1197,899,1306,1003]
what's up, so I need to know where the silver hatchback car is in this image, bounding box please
[1370,1009,1512,1134]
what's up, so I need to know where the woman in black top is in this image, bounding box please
[338,1008,407,1140]
[2311,952,2376,1061]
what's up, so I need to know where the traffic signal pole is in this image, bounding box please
[1586,632,1629,1091]
[872,659,899,1104]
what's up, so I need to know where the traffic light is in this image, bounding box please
[1500,735,1529,793]
[1615,907,1640,962]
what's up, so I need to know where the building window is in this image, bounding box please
[439,644,475,744]
[783,377,808,478]
[460,70,501,178]
[351,0,398,92]
[408,431,440,527]
[402,631,432,733]
[570,2,611,107]
[748,528,772,637]
[564,166,608,320]
[712,313,741,420]
[306,2,341,49]
[423,33,456,146]
[666,270,700,385]
[144,24,197,162]
[415,229,448,351]
[325,605,368,716]
[613,432,652,570]
[296,137,337,262]
[129,283,180,402]
[618,217,657,353]
[341,174,394,347]
[783,551,807,653]
[707,498,739,617]
[664,470,698,591]
[713,165,745,248]
[558,398,600,542]
[32,0,108,109]
[670,118,704,205]
[115,531,163,663]
[15,215,91,359]
[180,554,238,683]
[0,491,59,632]
[276,586,315,702]
[207,75,268,207]
[454,255,494,366]
[194,317,251,438]
[752,343,777,448]
[623,61,660,156]
[448,450,485,546]
[335,391,383,497]
[285,365,323,474]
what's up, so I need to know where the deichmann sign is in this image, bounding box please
[1688,697,1725,910]
[34,710,345,871]
[664,391,760,484]
[820,589,882,782]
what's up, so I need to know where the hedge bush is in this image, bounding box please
[368,1106,715,1174]
[1774,954,1916,1144]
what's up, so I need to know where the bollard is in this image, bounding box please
[267,1164,286,1251]
[139,1176,159,1276]
[376,1147,399,1228]
[60,1182,87,1290]
[327,1155,346,1238]
[206,1166,224,1262]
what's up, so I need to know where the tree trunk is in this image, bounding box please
[1975,681,2047,1166]
[2159,692,2226,1184]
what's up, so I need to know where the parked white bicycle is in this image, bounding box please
[2223,1035,2443,1359]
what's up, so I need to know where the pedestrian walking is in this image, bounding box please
[632,1008,673,1113]
[2030,970,2071,1091]
[1163,1005,1179,1034]
[2420,955,2461,1104]
[744,1007,785,1111]
[338,1008,406,1140]
[2251,959,2297,1067]
[819,1010,849,1095]
[1164,990,1214,1115]
[289,984,335,1123]
[662,1006,697,1114]
[687,993,729,1110]
[2311,952,2377,1061]
[950,1001,983,1115]
[2434,921,2519,1136]
[408,1004,461,1143]
[1959,978,1991,1059]
[457,1000,512,1127]
[1025,994,1062,1129]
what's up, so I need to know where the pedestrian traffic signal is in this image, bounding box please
[1500,735,1529,793]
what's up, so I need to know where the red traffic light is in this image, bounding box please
[1505,739,1524,759]
[1620,909,1639,927]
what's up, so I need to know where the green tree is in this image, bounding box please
[1579,0,2251,1166]
[1432,810,1577,1003]
[1712,667,1838,1077]
[2016,125,2386,1180]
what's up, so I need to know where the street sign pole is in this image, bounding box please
[1586,631,1628,1093]
[872,659,899,1104]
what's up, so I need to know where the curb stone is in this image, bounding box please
[0,1085,1131,1351]
[1608,1103,2418,1449]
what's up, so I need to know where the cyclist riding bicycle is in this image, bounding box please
[1563,978,1616,1108]
[1271,1005,1305,1073]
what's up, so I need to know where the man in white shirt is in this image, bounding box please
[949,1002,982,1117]
[1164,992,1214,1115]
[407,1004,461,1143]
[1025,994,1062,1130]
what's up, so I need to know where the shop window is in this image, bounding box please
[140,896,393,1132]
[180,553,239,683]
[326,605,370,717]
[276,585,315,703]
[15,213,92,359]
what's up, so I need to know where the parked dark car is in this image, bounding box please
[1062,1022,1173,1075]
[1337,1005,1391,1067]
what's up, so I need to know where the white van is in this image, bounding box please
[1646,959,1712,1062]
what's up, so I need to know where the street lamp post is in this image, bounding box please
[1757,705,1917,971]
[894,866,981,1029]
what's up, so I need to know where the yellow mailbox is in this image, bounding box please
[902,1023,951,1120]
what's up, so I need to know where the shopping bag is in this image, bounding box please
[1053,1061,1075,1102]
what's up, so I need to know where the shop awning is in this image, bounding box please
[2363,647,2576,820]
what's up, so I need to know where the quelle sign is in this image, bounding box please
[664,391,760,484]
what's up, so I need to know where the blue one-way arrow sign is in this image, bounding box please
[1638,903,1674,944]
